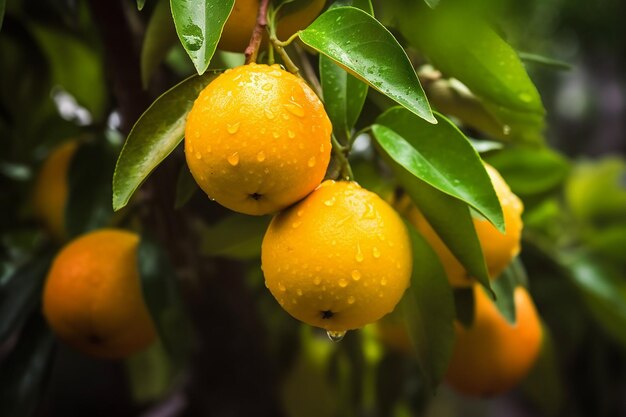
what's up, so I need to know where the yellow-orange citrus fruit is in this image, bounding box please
[219,0,325,52]
[261,180,412,331]
[43,229,157,359]
[32,141,78,240]
[445,285,542,397]
[185,63,331,215]
[407,164,523,286]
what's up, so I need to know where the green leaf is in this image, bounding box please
[113,71,220,211]
[171,0,235,75]
[319,55,368,143]
[565,158,626,227]
[401,220,455,390]
[518,51,572,71]
[378,163,491,291]
[126,340,173,403]
[137,0,146,10]
[562,252,626,350]
[0,249,55,342]
[66,141,116,237]
[486,147,570,199]
[423,0,439,8]
[490,263,517,324]
[522,326,564,417]
[299,7,435,123]
[397,2,545,144]
[373,108,504,231]
[29,24,107,120]
[318,0,371,142]
[0,314,55,417]
[201,214,271,260]
[138,235,192,368]
[142,0,179,87]
[453,287,474,327]
[174,164,198,209]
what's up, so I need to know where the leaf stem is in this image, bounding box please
[244,0,271,64]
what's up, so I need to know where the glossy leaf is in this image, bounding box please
[401,221,455,390]
[0,249,55,342]
[395,173,492,292]
[113,71,220,211]
[141,0,178,87]
[396,2,546,144]
[486,147,570,198]
[0,314,55,417]
[174,164,198,209]
[29,24,107,120]
[137,0,146,10]
[490,264,517,324]
[126,341,173,403]
[138,235,192,367]
[66,141,116,237]
[201,214,271,260]
[171,0,235,75]
[373,107,504,231]
[423,0,439,8]
[300,7,435,123]
[519,51,572,71]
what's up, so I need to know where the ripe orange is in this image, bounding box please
[445,285,542,396]
[43,229,157,359]
[32,141,78,240]
[185,63,331,215]
[261,180,412,331]
[406,164,524,286]
[219,0,326,52]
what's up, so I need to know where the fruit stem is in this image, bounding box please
[245,0,271,64]
[332,134,354,180]
[269,35,301,76]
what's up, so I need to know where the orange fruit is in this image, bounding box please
[43,229,157,359]
[406,163,523,286]
[185,63,331,215]
[32,141,78,240]
[261,180,412,331]
[445,285,542,396]
[219,0,326,52]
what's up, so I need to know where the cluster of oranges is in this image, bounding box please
[32,0,542,399]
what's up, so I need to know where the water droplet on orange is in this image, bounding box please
[347,296,355,305]
[256,151,266,162]
[285,102,305,118]
[278,282,286,292]
[372,247,381,259]
[227,152,239,166]
[308,157,316,167]
[265,109,275,120]
[355,243,364,263]
[227,122,240,134]
[195,152,202,160]
[313,277,321,285]
[288,130,296,139]
[351,270,361,281]
[339,279,348,288]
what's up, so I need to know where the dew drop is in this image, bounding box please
[227,152,240,166]
[372,247,381,259]
[256,151,266,162]
[297,209,304,217]
[285,102,305,118]
[265,109,275,120]
[351,270,361,281]
[292,221,301,228]
[308,157,316,168]
[296,289,303,296]
[347,296,355,305]
[195,152,202,160]
[339,279,348,288]
[194,131,200,139]
[324,197,336,207]
[363,203,376,219]
[278,282,286,292]
[320,143,325,153]
[262,83,273,91]
[288,130,296,139]
[327,330,347,342]
[355,243,364,263]
[273,131,280,139]
[380,278,388,286]
[227,122,240,134]
[502,125,511,135]
[313,277,321,285]
[206,145,212,153]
